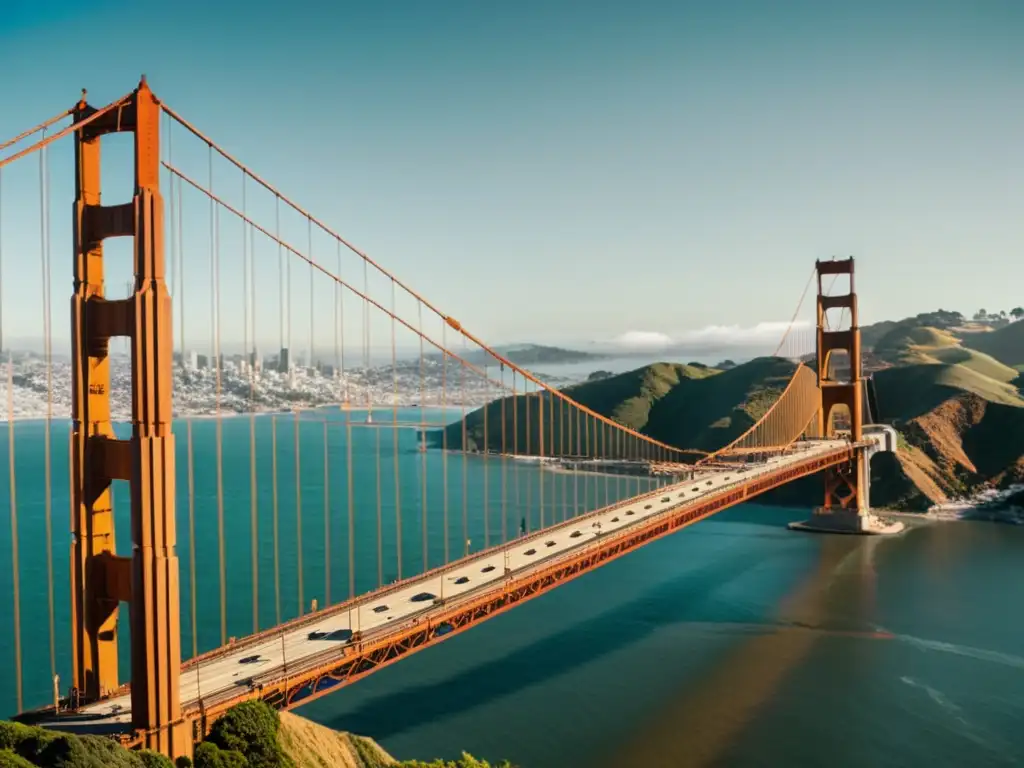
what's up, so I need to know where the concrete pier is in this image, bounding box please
[788,506,904,535]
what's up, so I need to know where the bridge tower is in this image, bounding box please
[815,256,868,511]
[70,78,188,756]
[794,256,901,534]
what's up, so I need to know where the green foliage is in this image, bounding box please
[644,357,797,450]
[193,742,247,768]
[873,363,1023,422]
[199,702,292,768]
[0,707,514,768]
[140,752,175,768]
[350,736,391,768]
[0,751,35,768]
[0,721,174,768]
[961,317,1024,367]
[439,361,733,454]
[862,310,964,351]
[870,321,1020,384]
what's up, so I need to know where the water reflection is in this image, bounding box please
[601,531,894,767]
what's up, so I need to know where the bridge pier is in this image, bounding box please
[789,427,903,534]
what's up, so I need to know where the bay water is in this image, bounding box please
[1,411,1022,766]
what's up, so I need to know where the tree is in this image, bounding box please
[1011,307,1024,321]
[973,309,988,321]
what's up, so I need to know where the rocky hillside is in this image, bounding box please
[440,311,1024,511]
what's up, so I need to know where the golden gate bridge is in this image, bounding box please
[0,78,894,761]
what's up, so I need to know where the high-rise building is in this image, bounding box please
[278,347,290,373]
[188,350,198,370]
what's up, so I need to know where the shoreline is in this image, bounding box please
[0,403,471,428]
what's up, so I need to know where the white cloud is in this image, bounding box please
[674,320,811,346]
[607,321,813,354]
[609,331,674,350]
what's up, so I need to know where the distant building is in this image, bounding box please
[278,347,290,373]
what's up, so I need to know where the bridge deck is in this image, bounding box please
[70,439,851,729]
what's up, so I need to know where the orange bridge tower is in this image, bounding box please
[70,78,188,757]
[790,256,902,535]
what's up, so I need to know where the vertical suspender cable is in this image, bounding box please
[7,355,22,712]
[272,415,281,626]
[482,358,490,548]
[0,164,4,351]
[209,146,227,645]
[177,173,197,654]
[500,364,507,544]
[365,263,382,587]
[391,279,402,579]
[39,130,56,681]
[273,193,283,627]
[295,407,303,615]
[243,172,259,634]
[323,417,330,606]
[460,337,468,556]
[512,373,521,534]
[441,325,449,564]
[538,392,545,529]
[525,390,531,533]
[346,394,355,600]
[339,258,354,601]
[418,302,428,572]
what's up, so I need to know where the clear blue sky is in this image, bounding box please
[1,0,1022,355]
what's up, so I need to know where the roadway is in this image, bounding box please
[76,438,850,725]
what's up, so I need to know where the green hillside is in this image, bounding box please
[961,320,1024,368]
[872,363,1023,422]
[438,362,715,454]
[872,322,1020,384]
[438,358,797,456]
[643,357,798,451]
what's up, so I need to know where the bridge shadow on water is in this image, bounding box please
[312,546,765,739]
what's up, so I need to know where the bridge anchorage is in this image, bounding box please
[788,257,903,536]
[2,77,899,762]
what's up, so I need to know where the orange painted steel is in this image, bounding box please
[0,91,133,170]
[0,103,74,152]
[69,79,189,759]
[697,363,822,465]
[815,258,867,513]
[155,443,859,735]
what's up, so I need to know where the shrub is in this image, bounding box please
[202,702,291,768]
[0,750,35,768]
[193,742,247,768]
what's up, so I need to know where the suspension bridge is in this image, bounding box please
[0,79,897,760]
